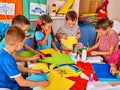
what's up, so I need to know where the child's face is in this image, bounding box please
[42,23,52,31]
[20,25,30,32]
[96,29,107,36]
[66,19,77,28]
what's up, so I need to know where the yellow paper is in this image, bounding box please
[61,36,78,49]
[50,66,79,77]
[32,63,49,73]
[46,76,75,90]
[39,48,57,54]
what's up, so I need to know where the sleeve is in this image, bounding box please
[109,33,118,46]
[35,31,43,42]
[0,38,6,49]
[2,56,20,78]
[108,49,120,64]
[77,25,80,33]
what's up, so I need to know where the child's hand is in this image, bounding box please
[90,51,99,55]
[45,29,51,36]
[110,66,118,75]
[39,80,50,87]
[62,33,67,40]
[76,33,81,39]
[30,54,41,61]
[32,69,45,74]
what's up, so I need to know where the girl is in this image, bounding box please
[33,14,59,50]
[89,18,118,62]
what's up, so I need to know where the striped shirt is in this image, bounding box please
[99,31,118,61]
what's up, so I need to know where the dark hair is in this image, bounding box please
[12,15,30,25]
[95,18,113,30]
[5,26,25,45]
[65,11,77,21]
[33,14,55,49]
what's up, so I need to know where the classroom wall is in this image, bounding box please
[108,0,120,21]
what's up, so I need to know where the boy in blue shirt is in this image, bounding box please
[0,15,43,62]
[0,26,49,90]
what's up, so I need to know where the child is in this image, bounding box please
[89,18,118,62]
[108,49,120,76]
[0,15,42,62]
[0,26,49,90]
[33,14,59,50]
[56,11,81,50]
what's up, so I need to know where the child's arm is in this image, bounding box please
[89,40,100,51]
[90,45,116,56]
[18,65,44,74]
[24,44,44,57]
[15,75,49,87]
[52,41,59,51]
[12,52,40,62]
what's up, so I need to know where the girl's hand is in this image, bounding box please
[90,51,99,55]
[45,29,51,36]
[110,66,118,75]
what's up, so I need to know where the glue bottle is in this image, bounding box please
[81,47,87,61]
[89,74,94,82]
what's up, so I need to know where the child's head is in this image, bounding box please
[65,11,77,28]
[36,14,53,31]
[5,26,26,51]
[12,15,30,32]
[95,18,113,35]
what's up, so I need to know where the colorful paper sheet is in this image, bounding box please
[32,63,49,73]
[61,36,78,49]
[41,53,75,65]
[50,66,80,78]
[92,63,120,82]
[46,75,75,90]
[39,48,57,54]
[19,51,36,57]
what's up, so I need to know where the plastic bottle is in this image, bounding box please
[81,47,87,61]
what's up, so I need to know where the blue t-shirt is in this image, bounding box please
[0,48,21,90]
[0,38,6,49]
[35,31,52,50]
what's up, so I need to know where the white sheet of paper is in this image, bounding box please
[0,3,15,15]
[30,3,46,15]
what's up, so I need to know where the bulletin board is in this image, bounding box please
[0,0,23,20]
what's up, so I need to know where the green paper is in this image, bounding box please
[41,53,75,65]
[19,51,36,57]
[23,0,47,19]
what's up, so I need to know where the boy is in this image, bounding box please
[0,26,49,90]
[0,15,42,62]
[56,11,81,49]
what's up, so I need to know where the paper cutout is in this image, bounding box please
[92,63,120,82]
[26,74,48,81]
[46,73,75,90]
[19,51,36,57]
[30,3,46,15]
[41,53,75,65]
[61,36,78,49]
[50,66,79,77]
[39,48,57,54]
[67,76,88,90]
[32,63,49,73]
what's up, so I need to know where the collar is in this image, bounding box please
[3,48,11,54]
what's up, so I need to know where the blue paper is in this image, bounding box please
[92,63,120,82]
[26,73,48,81]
